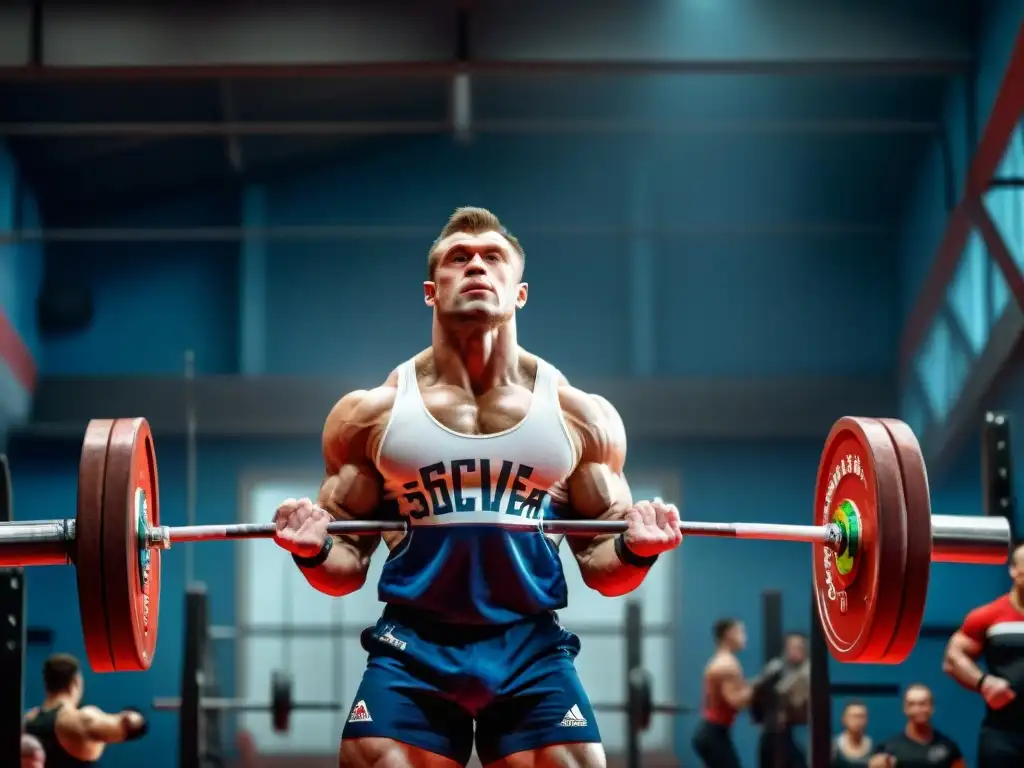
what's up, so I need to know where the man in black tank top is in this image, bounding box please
[23,653,149,765]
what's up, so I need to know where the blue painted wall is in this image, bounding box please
[43,190,239,376]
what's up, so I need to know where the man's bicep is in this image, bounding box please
[564,393,632,516]
[958,605,992,647]
[319,388,388,551]
[318,463,382,519]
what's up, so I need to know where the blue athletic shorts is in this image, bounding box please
[341,605,602,765]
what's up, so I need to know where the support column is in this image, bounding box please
[239,184,267,375]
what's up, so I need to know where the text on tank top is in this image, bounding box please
[373,357,577,625]
[24,705,95,767]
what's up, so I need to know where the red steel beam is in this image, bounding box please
[968,198,1024,309]
[899,24,1024,378]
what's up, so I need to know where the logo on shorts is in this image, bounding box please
[560,705,588,727]
[348,700,372,723]
[375,624,408,652]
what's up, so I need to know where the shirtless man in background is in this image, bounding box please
[272,207,684,768]
[23,653,148,765]
[691,618,751,768]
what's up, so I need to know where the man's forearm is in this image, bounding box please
[577,535,652,597]
[943,649,984,691]
[297,536,372,597]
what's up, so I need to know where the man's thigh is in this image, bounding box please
[475,660,603,767]
[342,655,475,766]
[340,737,464,768]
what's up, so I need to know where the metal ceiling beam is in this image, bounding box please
[0,118,941,138]
[899,25,1024,378]
[0,2,971,77]
[0,222,891,244]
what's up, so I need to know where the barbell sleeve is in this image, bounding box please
[152,697,343,712]
[0,520,73,567]
[929,514,1009,565]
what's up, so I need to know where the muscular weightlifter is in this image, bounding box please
[690,618,749,768]
[944,541,1024,766]
[272,207,683,768]
[23,653,148,766]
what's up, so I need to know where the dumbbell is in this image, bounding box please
[153,670,342,733]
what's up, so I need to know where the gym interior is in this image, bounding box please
[1,2,1023,766]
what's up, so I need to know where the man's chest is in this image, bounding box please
[418,384,535,435]
[888,740,956,766]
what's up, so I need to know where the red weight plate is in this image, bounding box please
[101,418,161,671]
[878,418,932,664]
[813,417,907,663]
[77,419,117,672]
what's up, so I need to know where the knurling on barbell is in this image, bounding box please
[0,415,1011,671]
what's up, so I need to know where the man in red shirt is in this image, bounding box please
[944,542,1024,766]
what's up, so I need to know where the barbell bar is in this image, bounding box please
[154,670,343,734]
[153,697,343,713]
[0,512,1007,564]
[0,416,1012,673]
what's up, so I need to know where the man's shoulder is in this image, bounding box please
[555,378,623,433]
[708,652,740,674]
[330,380,400,424]
[966,593,1017,627]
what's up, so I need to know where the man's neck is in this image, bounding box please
[1011,586,1024,613]
[42,693,74,710]
[432,319,519,394]
[844,731,865,746]
[905,722,933,743]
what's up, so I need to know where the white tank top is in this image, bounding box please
[374,357,577,527]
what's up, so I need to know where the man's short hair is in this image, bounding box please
[428,206,525,279]
[713,618,739,643]
[903,683,932,702]
[42,653,80,694]
[842,699,867,713]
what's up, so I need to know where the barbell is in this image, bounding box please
[153,670,343,734]
[0,416,1011,672]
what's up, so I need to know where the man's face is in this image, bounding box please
[425,231,527,324]
[903,686,933,726]
[1010,545,1024,590]
[785,635,807,665]
[842,704,868,736]
[728,622,747,651]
